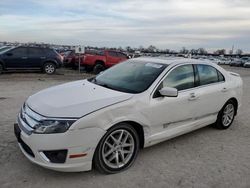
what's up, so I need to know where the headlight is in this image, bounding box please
[33,119,76,134]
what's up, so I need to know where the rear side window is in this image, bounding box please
[108,51,118,57]
[163,64,195,91]
[28,48,44,56]
[197,64,224,86]
[117,52,127,58]
[42,48,56,56]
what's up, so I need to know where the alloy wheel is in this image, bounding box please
[222,103,235,127]
[45,64,55,74]
[101,129,135,169]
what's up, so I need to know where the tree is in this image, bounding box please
[179,47,189,54]
[190,49,197,54]
[235,49,243,55]
[214,49,226,55]
[126,46,133,52]
[197,48,207,54]
[147,45,157,52]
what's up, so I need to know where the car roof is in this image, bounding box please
[131,57,211,66]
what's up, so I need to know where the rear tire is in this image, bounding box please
[214,100,236,129]
[43,62,56,74]
[94,123,140,174]
[93,64,105,74]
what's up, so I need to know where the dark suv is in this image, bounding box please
[0,46,63,74]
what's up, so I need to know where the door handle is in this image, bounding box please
[21,57,28,59]
[221,87,228,92]
[188,93,199,101]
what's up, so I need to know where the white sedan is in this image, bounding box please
[14,58,243,173]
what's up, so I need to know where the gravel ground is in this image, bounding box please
[0,66,249,188]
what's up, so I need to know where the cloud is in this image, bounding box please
[0,0,250,52]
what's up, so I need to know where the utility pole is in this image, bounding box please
[231,45,234,54]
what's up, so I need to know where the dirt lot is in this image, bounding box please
[0,66,250,188]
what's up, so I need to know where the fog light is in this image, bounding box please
[42,150,68,163]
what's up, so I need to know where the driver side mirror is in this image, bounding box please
[159,87,178,97]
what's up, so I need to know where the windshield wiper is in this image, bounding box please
[97,83,114,90]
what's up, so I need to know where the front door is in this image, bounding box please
[146,64,198,142]
[106,51,120,67]
[3,47,28,68]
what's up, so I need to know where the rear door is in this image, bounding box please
[191,64,228,123]
[116,52,128,62]
[2,47,28,68]
[106,51,120,67]
[27,47,46,68]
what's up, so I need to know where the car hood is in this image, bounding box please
[26,80,133,118]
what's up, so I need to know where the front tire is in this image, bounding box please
[93,64,105,74]
[214,100,236,129]
[94,123,140,174]
[43,62,56,74]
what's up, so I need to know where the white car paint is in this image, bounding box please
[15,58,243,172]
[27,80,133,118]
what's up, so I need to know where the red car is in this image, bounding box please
[76,50,128,74]
[64,50,84,69]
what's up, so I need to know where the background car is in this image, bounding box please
[0,46,63,74]
[243,61,250,68]
[229,58,244,67]
[77,50,128,74]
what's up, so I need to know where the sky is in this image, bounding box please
[0,0,250,52]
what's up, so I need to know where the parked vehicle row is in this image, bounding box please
[192,55,250,68]
[0,45,249,75]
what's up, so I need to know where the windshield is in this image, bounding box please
[89,60,167,93]
[0,46,11,54]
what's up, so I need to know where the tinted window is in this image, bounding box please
[29,48,44,56]
[197,64,223,85]
[9,47,27,56]
[163,64,195,91]
[90,61,167,93]
[108,51,118,57]
[117,52,127,58]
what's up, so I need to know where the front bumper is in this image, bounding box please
[14,114,105,172]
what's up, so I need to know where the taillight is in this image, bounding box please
[58,54,64,62]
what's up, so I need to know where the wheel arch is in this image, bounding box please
[107,121,145,149]
[95,60,105,66]
[226,97,238,115]
[42,60,57,67]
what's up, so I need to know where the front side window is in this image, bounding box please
[162,64,195,91]
[197,64,224,85]
[9,47,28,56]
